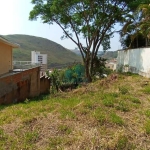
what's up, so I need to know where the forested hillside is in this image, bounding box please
[3,34,81,68]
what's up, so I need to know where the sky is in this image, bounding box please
[0,0,121,51]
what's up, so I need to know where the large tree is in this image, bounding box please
[29,0,134,82]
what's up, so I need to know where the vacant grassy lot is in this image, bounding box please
[0,73,150,150]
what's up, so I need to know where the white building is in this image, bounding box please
[105,59,117,71]
[117,47,150,78]
[31,51,47,75]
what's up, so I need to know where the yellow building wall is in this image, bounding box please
[0,42,12,75]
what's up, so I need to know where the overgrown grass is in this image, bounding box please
[0,73,150,149]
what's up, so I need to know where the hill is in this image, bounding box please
[71,49,117,60]
[3,34,81,68]
[0,73,150,149]
[71,49,104,56]
[101,51,118,59]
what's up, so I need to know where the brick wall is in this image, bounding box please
[0,67,42,104]
[40,76,50,94]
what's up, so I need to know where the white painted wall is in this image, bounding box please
[117,48,150,78]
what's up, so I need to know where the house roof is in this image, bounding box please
[0,36,19,48]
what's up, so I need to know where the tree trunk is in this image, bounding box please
[84,56,92,83]
[85,64,92,82]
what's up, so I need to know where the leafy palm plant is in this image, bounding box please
[137,4,150,45]
[120,13,142,48]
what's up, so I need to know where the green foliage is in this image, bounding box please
[120,0,150,49]
[64,64,85,84]
[29,0,135,81]
[47,69,61,93]
[121,33,146,49]
[47,64,85,93]
[92,56,106,77]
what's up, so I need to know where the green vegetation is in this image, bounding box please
[3,34,81,68]
[120,1,150,49]
[29,0,137,82]
[0,74,150,149]
[46,64,85,93]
